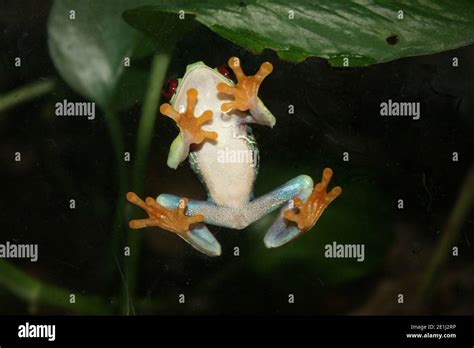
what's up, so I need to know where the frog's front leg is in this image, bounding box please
[126,192,221,257]
[217,56,276,128]
[160,88,218,169]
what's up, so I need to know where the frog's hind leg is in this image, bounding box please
[154,193,221,257]
[181,222,221,257]
[263,168,341,248]
[127,192,221,257]
[251,175,313,248]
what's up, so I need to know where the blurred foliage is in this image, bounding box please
[124,0,474,66]
[47,0,157,111]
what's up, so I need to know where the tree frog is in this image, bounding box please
[126,57,342,256]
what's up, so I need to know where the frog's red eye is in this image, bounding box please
[162,79,178,100]
[217,64,235,82]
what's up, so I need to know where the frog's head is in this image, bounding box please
[162,58,276,169]
[166,58,276,128]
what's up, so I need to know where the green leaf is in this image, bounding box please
[122,6,197,48]
[127,0,474,66]
[47,0,157,110]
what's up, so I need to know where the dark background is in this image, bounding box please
[0,1,473,315]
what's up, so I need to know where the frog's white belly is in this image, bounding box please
[173,66,256,208]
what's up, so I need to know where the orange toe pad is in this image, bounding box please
[217,56,273,112]
[126,192,204,235]
[283,168,342,232]
[160,88,218,145]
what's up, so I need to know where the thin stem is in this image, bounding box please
[0,260,112,314]
[121,50,172,314]
[0,79,56,113]
[104,109,128,293]
[134,50,173,189]
[418,166,474,303]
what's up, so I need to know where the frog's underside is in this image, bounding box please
[126,57,342,256]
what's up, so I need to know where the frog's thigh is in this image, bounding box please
[156,194,221,257]
[178,175,315,231]
[199,175,314,230]
[255,175,314,248]
[251,175,313,210]
[157,194,217,220]
[158,193,243,229]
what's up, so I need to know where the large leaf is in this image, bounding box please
[123,7,197,48]
[125,0,474,66]
[47,0,156,110]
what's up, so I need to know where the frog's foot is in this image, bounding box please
[217,56,273,113]
[283,168,342,232]
[137,192,221,257]
[160,88,218,146]
[263,170,341,248]
[126,192,204,236]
